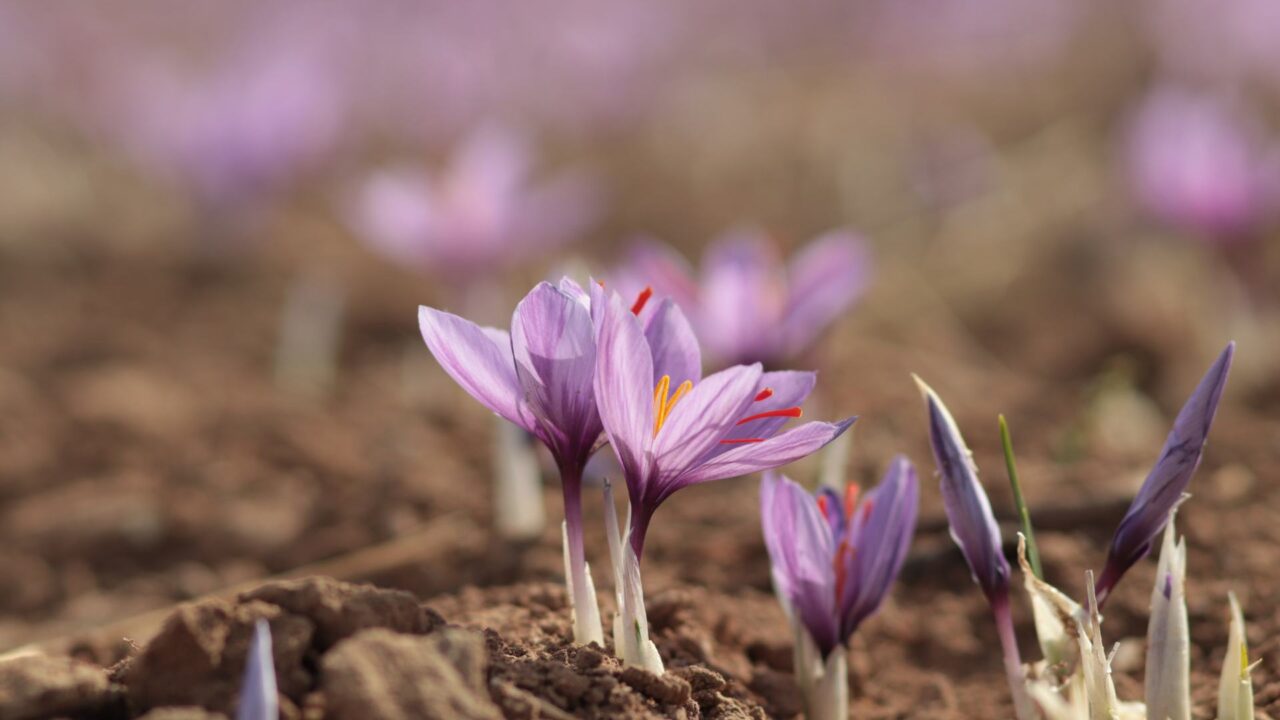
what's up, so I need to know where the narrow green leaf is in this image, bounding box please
[1000,414,1043,580]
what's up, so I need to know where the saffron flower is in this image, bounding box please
[760,461,918,720]
[914,376,1034,720]
[418,278,687,645]
[615,228,871,365]
[593,283,854,671]
[1095,341,1234,606]
[1125,86,1278,242]
[236,619,278,720]
[350,125,598,283]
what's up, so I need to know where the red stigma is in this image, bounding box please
[735,407,803,426]
[754,388,774,402]
[816,494,830,520]
[844,484,861,520]
[834,540,851,601]
[630,286,653,315]
[719,437,766,445]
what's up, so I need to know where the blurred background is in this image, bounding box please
[1,0,1278,690]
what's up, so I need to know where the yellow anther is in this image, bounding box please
[652,375,693,436]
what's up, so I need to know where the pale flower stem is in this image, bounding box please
[274,269,345,400]
[492,419,545,541]
[603,480,663,674]
[794,626,849,720]
[992,591,1036,720]
[560,465,602,645]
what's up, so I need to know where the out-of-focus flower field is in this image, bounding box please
[1,1,1278,718]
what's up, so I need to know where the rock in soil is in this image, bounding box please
[0,652,121,719]
[320,628,501,720]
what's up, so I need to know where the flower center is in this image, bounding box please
[652,374,693,436]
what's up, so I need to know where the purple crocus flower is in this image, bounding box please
[1095,341,1234,607]
[914,375,1034,720]
[592,282,855,559]
[1125,85,1279,242]
[418,278,678,644]
[614,228,871,366]
[236,619,277,720]
[760,460,918,660]
[350,125,599,283]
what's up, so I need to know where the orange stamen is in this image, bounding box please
[754,388,774,402]
[719,437,765,444]
[735,407,803,426]
[631,286,653,315]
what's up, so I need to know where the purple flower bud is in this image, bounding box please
[760,460,918,659]
[914,376,1009,602]
[1096,342,1234,605]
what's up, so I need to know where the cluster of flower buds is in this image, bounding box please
[915,342,1242,719]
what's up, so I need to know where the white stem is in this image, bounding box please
[274,269,345,400]
[603,481,663,674]
[792,622,848,720]
[1145,520,1189,720]
[561,521,603,645]
[492,419,545,541]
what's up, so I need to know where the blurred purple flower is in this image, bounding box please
[350,125,599,280]
[615,229,871,366]
[109,24,343,220]
[760,459,918,659]
[1095,341,1234,606]
[1125,85,1279,242]
[592,282,854,558]
[1145,0,1280,90]
[237,619,277,720]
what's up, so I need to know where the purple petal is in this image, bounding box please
[651,364,763,497]
[915,376,1009,601]
[841,456,918,636]
[699,228,788,364]
[510,282,601,461]
[418,306,532,432]
[679,418,856,488]
[1097,341,1234,602]
[716,370,817,449]
[644,298,702,389]
[783,231,872,355]
[760,472,840,657]
[592,287,656,492]
[236,619,278,720]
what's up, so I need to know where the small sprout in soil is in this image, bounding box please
[1219,592,1258,720]
[611,229,872,366]
[760,460,918,720]
[999,414,1042,580]
[236,619,278,720]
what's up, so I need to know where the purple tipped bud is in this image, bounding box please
[237,619,278,720]
[1096,342,1233,605]
[914,375,1010,602]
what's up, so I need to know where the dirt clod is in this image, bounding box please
[0,652,119,720]
[239,576,441,650]
[320,628,501,720]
